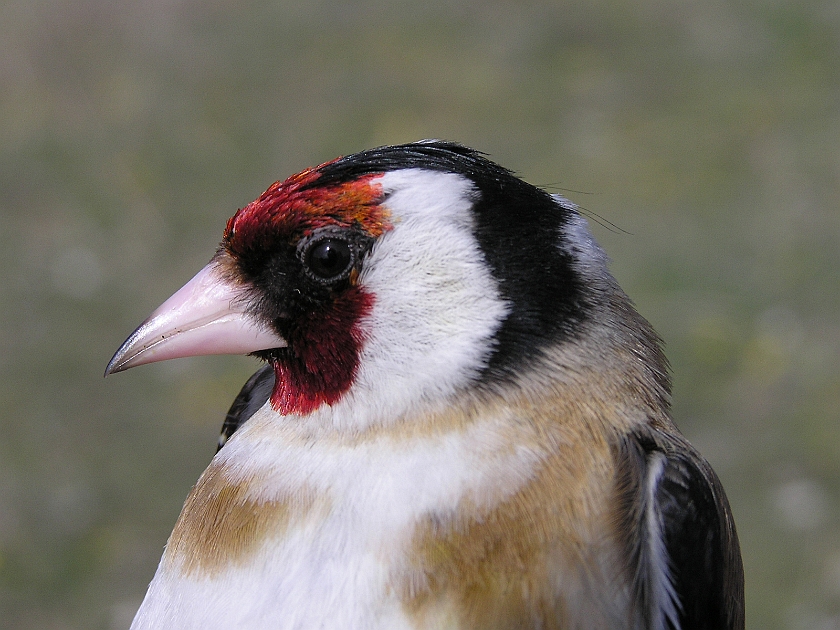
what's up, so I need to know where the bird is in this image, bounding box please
[107,140,744,630]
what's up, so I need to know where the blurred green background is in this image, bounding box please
[1,0,838,628]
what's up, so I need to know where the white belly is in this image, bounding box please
[131,526,417,630]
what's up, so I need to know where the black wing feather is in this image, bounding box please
[615,429,745,630]
[217,365,275,452]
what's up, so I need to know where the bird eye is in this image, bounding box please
[304,238,353,281]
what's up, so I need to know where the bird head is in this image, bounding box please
[107,141,665,429]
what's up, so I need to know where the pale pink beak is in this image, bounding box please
[105,259,286,375]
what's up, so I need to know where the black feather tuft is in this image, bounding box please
[217,365,275,452]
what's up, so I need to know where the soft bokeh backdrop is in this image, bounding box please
[2,1,838,628]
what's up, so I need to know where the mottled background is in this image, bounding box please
[1,1,838,628]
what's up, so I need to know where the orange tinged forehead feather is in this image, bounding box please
[223,162,389,255]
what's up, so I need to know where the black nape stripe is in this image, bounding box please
[314,141,589,385]
[467,163,587,383]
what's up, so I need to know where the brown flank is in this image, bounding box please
[164,462,320,577]
[398,331,670,629]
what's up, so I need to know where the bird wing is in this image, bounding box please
[217,365,275,452]
[614,428,745,630]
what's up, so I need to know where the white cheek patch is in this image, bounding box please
[330,169,510,427]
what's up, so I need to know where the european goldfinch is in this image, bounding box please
[107,141,744,630]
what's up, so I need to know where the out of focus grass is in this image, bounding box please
[1,1,838,628]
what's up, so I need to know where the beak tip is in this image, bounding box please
[104,353,126,377]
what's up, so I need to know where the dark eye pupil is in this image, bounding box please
[307,239,352,279]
